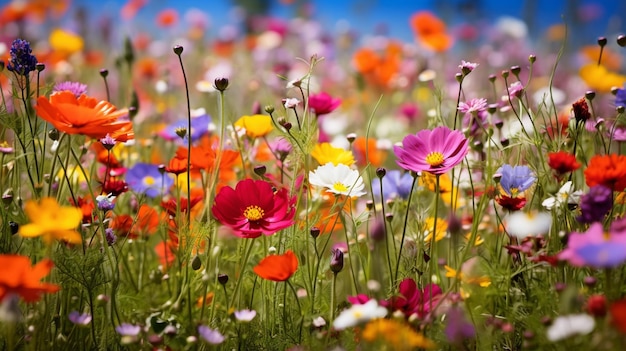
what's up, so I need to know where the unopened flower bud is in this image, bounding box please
[218,274,229,285]
[48,129,60,141]
[254,165,266,176]
[173,45,184,55]
[501,70,509,79]
[597,36,607,47]
[585,91,596,101]
[36,63,45,72]
[330,248,344,273]
[346,133,356,143]
[264,105,275,114]
[9,221,19,235]
[175,127,187,139]
[99,69,108,78]
[214,77,229,92]
[191,255,202,271]
[528,54,536,64]
[510,65,521,76]
[618,35,626,47]
[310,227,321,239]
[455,73,463,83]
[488,74,496,83]
[617,106,625,114]
[376,167,386,178]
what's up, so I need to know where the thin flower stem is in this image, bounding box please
[394,174,418,284]
[174,49,192,238]
[379,179,395,288]
[429,175,441,284]
[229,239,255,309]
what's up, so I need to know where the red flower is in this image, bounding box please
[381,278,442,319]
[0,255,60,303]
[610,299,626,333]
[586,294,607,317]
[548,151,581,176]
[212,179,296,239]
[584,154,626,191]
[253,250,298,281]
[495,194,527,211]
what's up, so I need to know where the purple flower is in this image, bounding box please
[234,309,257,322]
[0,141,14,154]
[116,323,141,336]
[283,98,300,109]
[96,194,116,211]
[7,39,37,76]
[53,81,87,97]
[577,185,613,224]
[105,228,117,246]
[496,165,536,197]
[559,222,626,268]
[459,60,479,75]
[68,311,92,326]
[159,113,212,142]
[100,134,117,150]
[394,126,468,175]
[126,163,173,198]
[197,325,225,345]
[616,85,626,107]
[444,307,475,344]
[330,248,344,273]
[372,170,413,200]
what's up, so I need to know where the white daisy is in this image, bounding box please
[504,211,552,239]
[332,299,387,330]
[542,181,583,210]
[309,163,367,197]
[547,314,595,341]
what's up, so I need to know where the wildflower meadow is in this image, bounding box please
[3,0,626,350]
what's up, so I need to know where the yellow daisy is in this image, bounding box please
[19,197,83,244]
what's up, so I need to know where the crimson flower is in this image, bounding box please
[212,179,296,238]
[381,278,442,319]
[548,151,580,176]
[308,92,341,116]
[394,126,468,175]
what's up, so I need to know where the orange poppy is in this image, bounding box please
[179,136,241,184]
[353,137,387,167]
[0,255,60,303]
[109,204,160,238]
[253,250,298,281]
[165,154,189,175]
[410,11,453,52]
[352,42,402,89]
[584,154,626,192]
[35,91,134,142]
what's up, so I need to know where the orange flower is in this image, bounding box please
[165,154,189,175]
[584,154,626,191]
[353,137,387,167]
[410,11,453,52]
[253,250,298,281]
[156,8,178,27]
[121,0,147,20]
[352,42,402,89]
[0,255,60,303]
[109,204,160,239]
[35,91,134,141]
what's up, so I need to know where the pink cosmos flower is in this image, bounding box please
[212,179,297,238]
[559,221,626,268]
[393,126,469,175]
[308,92,341,116]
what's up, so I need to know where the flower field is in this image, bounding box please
[2,1,626,350]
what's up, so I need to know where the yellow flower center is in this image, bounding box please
[333,182,349,193]
[425,152,444,167]
[243,205,265,221]
[144,176,155,186]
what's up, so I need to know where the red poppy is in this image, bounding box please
[109,204,159,238]
[548,151,581,176]
[253,250,298,281]
[212,179,296,239]
[69,196,95,223]
[165,154,189,175]
[610,298,626,333]
[101,178,128,196]
[0,255,60,303]
[584,154,626,191]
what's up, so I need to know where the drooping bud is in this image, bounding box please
[330,248,344,273]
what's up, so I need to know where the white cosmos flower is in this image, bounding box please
[542,181,583,210]
[547,314,595,341]
[504,211,552,239]
[309,163,367,197]
[332,299,387,330]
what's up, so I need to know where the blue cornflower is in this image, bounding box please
[7,39,38,76]
[496,164,536,197]
[372,170,413,200]
[159,112,212,142]
[126,163,173,198]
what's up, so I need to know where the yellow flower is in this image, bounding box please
[465,232,483,246]
[311,143,355,166]
[423,217,447,243]
[49,28,84,55]
[444,265,491,287]
[579,63,626,93]
[419,172,464,206]
[56,165,89,184]
[19,197,83,244]
[235,114,273,138]
[362,318,434,350]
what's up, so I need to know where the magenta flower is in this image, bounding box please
[393,126,468,175]
[212,179,297,238]
[559,222,626,268]
[308,92,341,116]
